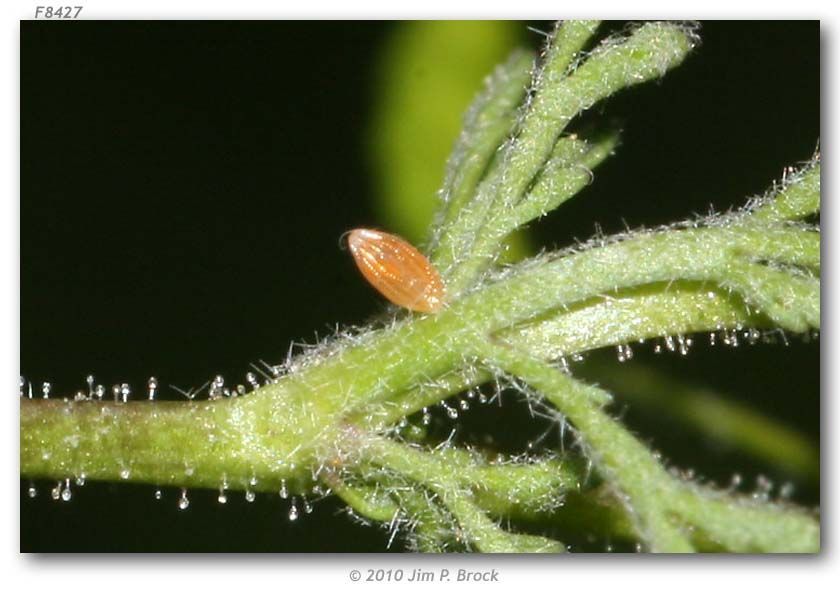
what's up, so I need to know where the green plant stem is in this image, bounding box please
[433,49,534,240]
[354,434,566,552]
[669,483,820,552]
[473,340,819,552]
[749,162,821,222]
[361,282,758,427]
[473,339,695,551]
[20,396,312,493]
[440,22,697,294]
[21,220,817,491]
[431,20,601,276]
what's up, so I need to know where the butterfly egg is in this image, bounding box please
[346,228,446,313]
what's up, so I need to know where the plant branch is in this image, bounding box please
[20,21,819,553]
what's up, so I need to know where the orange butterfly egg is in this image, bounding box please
[346,228,446,313]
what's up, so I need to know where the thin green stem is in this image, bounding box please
[473,339,695,551]
[355,434,566,552]
[749,161,821,223]
[431,49,534,247]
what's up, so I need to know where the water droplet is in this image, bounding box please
[246,372,260,390]
[304,499,313,514]
[147,377,158,400]
[653,342,663,354]
[459,398,470,411]
[218,490,228,504]
[75,474,86,486]
[86,374,95,397]
[19,376,25,397]
[245,489,256,503]
[616,344,634,363]
[721,328,737,347]
[279,480,289,499]
[753,474,773,501]
[421,407,431,425]
[779,481,795,500]
[120,383,131,402]
[444,403,458,420]
[664,336,676,352]
[112,384,121,402]
[51,482,61,500]
[178,489,190,510]
[27,483,36,498]
[42,381,51,399]
[677,335,690,356]
[154,489,163,500]
[60,481,72,502]
[236,384,246,395]
[209,375,225,399]
[288,498,299,521]
[119,468,130,480]
[94,384,105,400]
[709,332,717,346]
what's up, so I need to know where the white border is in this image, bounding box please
[3,2,836,598]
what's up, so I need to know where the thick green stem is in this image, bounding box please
[21,221,817,490]
[362,282,758,428]
[21,393,315,493]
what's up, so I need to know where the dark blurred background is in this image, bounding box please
[20,21,819,552]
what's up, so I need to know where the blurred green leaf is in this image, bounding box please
[580,359,819,481]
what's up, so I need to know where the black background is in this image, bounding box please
[21,21,819,552]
